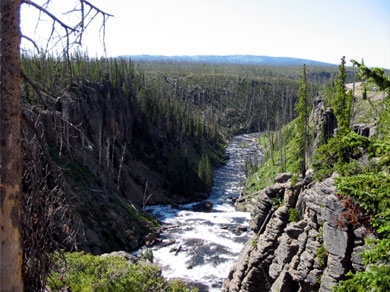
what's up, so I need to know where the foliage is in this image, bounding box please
[313,131,371,180]
[333,56,353,132]
[315,225,328,268]
[335,173,390,229]
[198,153,213,189]
[329,156,390,292]
[136,60,328,135]
[244,154,260,177]
[351,59,390,137]
[329,63,390,292]
[270,197,283,208]
[288,208,301,222]
[294,64,310,177]
[316,244,328,268]
[22,95,81,292]
[351,60,390,91]
[48,252,197,292]
[251,236,258,247]
[21,53,226,200]
[245,121,299,192]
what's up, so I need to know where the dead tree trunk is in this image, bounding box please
[0,1,24,292]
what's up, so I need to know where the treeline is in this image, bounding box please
[134,60,357,84]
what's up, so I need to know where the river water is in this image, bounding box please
[143,133,262,292]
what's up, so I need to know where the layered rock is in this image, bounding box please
[223,173,373,292]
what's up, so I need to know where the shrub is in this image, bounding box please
[314,131,371,180]
[316,244,328,268]
[288,208,301,222]
[334,173,390,292]
[48,252,197,292]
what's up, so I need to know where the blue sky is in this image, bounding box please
[21,0,389,67]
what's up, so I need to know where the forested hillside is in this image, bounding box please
[134,61,358,134]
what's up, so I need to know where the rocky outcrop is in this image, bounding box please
[352,123,377,138]
[222,173,373,292]
[100,250,138,263]
[309,95,337,150]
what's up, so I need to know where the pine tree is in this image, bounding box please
[198,155,205,183]
[204,154,213,188]
[334,56,352,132]
[197,154,213,189]
[295,64,309,177]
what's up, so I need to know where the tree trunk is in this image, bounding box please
[0,1,23,291]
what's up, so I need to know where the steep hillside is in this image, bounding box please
[224,62,390,292]
[21,55,225,254]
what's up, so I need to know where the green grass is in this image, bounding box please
[244,121,299,193]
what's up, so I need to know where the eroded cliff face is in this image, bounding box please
[223,173,371,292]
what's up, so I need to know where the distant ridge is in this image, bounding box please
[120,54,335,66]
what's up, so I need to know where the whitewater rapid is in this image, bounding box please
[143,133,262,292]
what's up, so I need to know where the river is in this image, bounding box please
[143,133,262,292]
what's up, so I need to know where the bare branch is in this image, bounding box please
[82,0,113,18]
[76,0,113,52]
[23,0,78,32]
[45,20,56,53]
[21,35,40,53]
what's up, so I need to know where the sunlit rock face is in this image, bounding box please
[222,173,372,292]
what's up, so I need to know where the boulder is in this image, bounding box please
[274,173,292,183]
[144,232,158,247]
[192,201,213,212]
[265,183,287,198]
[100,250,138,263]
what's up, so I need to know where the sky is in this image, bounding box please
[21,0,390,68]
